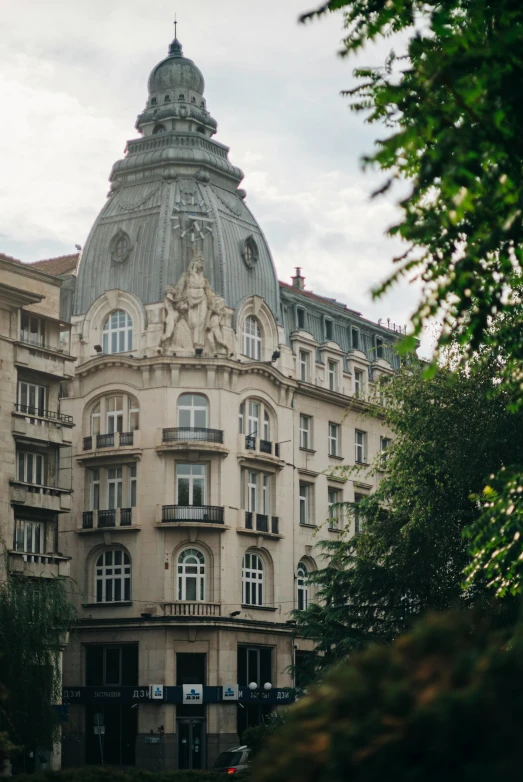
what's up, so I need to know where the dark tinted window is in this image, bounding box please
[297,309,305,329]
[214,751,243,769]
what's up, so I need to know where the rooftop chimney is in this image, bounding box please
[291,267,305,290]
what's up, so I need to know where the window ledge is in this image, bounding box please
[328,526,342,533]
[299,523,317,529]
[299,447,316,454]
[77,526,141,535]
[82,601,133,608]
[237,528,283,540]
[241,604,278,612]
[355,461,370,466]
[328,454,344,461]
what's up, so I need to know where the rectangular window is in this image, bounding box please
[351,327,360,351]
[328,488,341,529]
[107,467,123,509]
[325,319,333,341]
[327,360,338,391]
[177,463,206,506]
[299,350,310,382]
[17,451,46,485]
[355,430,366,464]
[128,398,139,431]
[354,493,365,534]
[297,309,305,330]
[129,464,137,506]
[90,468,100,510]
[354,369,364,397]
[20,312,45,346]
[86,645,138,687]
[107,396,124,433]
[299,414,311,449]
[15,519,44,554]
[299,482,312,525]
[237,646,272,688]
[328,423,340,456]
[248,470,258,512]
[380,437,392,466]
[263,474,270,515]
[18,381,46,417]
[247,401,260,437]
[376,337,384,359]
[245,471,271,515]
[239,402,244,434]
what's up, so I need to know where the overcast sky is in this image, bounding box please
[1,0,428,349]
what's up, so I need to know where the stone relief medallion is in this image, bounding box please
[241,235,259,269]
[110,229,132,264]
[160,253,235,357]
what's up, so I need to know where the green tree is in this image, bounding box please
[253,611,523,782]
[0,573,77,762]
[294,355,522,680]
[298,0,523,595]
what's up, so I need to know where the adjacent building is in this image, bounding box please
[2,32,403,771]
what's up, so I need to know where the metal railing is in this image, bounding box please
[119,431,134,446]
[18,335,69,354]
[259,439,272,454]
[96,433,115,448]
[162,505,224,523]
[245,512,279,534]
[120,507,132,526]
[98,509,116,528]
[162,427,223,443]
[245,435,256,450]
[83,432,134,450]
[82,508,133,529]
[14,403,73,424]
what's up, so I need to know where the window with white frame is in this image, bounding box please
[102,310,133,354]
[91,401,101,435]
[17,450,46,485]
[15,519,44,554]
[177,548,205,601]
[90,394,139,435]
[245,470,271,514]
[247,400,260,436]
[107,467,123,509]
[327,360,338,391]
[263,410,270,441]
[296,562,309,610]
[299,414,312,450]
[299,350,311,382]
[90,468,100,510]
[239,399,274,443]
[177,394,208,428]
[95,549,131,603]
[299,482,313,525]
[328,423,340,456]
[354,369,364,397]
[107,396,124,434]
[129,464,137,506]
[242,552,264,606]
[354,493,366,534]
[242,316,262,360]
[17,381,46,417]
[355,430,366,463]
[20,312,45,346]
[328,487,342,529]
[177,464,206,506]
[380,437,392,466]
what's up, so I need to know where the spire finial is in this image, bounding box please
[174,13,178,40]
[168,14,183,57]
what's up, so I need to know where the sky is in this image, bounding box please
[0,0,427,349]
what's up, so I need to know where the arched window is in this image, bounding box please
[178,548,205,601]
[91,401,101,435]
[297,562,309,610]
[102,310,133,354]
[242,552,264,606]
[153,123,166,134]
[95,549,131,603]
[238,399,275,447]
[89,394,139,435]
[177,394,208,429]
[242,316,262,360]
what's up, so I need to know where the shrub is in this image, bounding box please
[252,610,523,782]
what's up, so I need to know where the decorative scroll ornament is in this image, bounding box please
[110,229,132,264]
[160,253,234,356]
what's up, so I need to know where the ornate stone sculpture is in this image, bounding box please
[160,255,234,356]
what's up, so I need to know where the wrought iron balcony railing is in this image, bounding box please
[245,512,279,534]
[83,432,134,450]
[14,403,73,424]
[82,508,133,529]
[162,427,224,444]
[162,505,224,524]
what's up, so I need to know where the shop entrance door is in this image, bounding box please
[177,719,204,770]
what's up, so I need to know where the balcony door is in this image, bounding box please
[177,394,208,429]
[177,464,206,506]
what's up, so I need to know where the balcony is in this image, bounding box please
[10,481,72,513]
[82,507,136,530]
[162,602,221,617]
[14,340,75,379]
[161,505,225,524]
[12,404,73,446]
[78,431,141,462]
[83,431,134,450]
[8,550,70,578]
[157,427,228,457]
[245,511,280,535]
[238,435,284,469]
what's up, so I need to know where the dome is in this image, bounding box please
[148,38,204,96]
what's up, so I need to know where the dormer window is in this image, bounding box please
[376,337,384,359]
[151,97,157,106]
[191,96,196,103]
[152,123,166,134]
[178,93,185,101]
[297,308,305,330]
[325,319,333,341]
[164,94,170,102]
[352,327,360,351]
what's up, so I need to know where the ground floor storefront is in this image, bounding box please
[61,619,303,770]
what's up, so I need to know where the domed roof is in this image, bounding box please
[148,38,204,96]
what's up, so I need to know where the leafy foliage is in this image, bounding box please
[242,711,288,759]
[253,610,523,782]
[0,573,77,755]
[298,1,523,594]
[12,769,230,782]
[294,356,522,678]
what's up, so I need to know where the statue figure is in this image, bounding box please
[172,254,211,347]
[206,294,230,354]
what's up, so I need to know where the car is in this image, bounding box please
[212,745,250,774]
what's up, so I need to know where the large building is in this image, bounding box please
[2,31,402,771]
